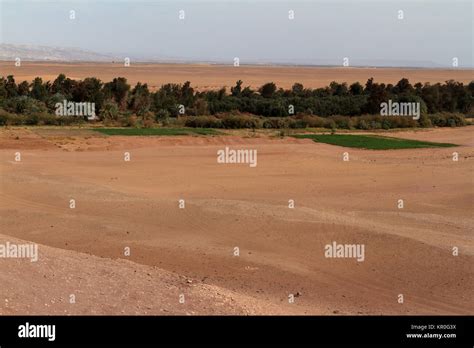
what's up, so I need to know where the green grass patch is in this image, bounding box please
[92,127,220,136]
[292,134,457,150]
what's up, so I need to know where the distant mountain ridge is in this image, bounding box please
[0,44,118,62]
[0,43,450,68]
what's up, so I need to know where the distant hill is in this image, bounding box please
[0,44,119,62]
[0,43,447,68]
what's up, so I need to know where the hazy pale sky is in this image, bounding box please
[1,0,473,67]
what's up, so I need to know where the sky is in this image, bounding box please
[0,0,473,67]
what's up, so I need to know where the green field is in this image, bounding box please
[292,134,458,150]
[92,128,220,136]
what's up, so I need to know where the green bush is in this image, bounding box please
[0,109,86,126]
[184,116,223,128]
[155,109,170,122]
[325,119,337,130]
[300,115,328,128]
[120,115,138,127]
[219,114,262,129]
[418,114,432,128]
[356,119,369,130]
[329,116,352,129]
[101,100,120,121]
[0,109,25,125]
[428,113,466,127]
[3,96,48,114]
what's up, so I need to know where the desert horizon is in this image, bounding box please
[2,61,473,91]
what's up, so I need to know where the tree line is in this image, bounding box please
[0,74,472,120]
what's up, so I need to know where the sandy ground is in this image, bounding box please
[1,62,473,91]
[0,234,287,315]
[0,126,473,315]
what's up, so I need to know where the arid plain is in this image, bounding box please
[0,126,473,315]
[1,62,473,90]
[0,64,473,315]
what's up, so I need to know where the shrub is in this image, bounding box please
[356,119,369,130]
[184,116,223,128]
[300,115,327,128]
[325,119,336,130]
[328,116,352,129]
[418,114,432,128]
[101,100,120,121]
[428,113,466,127]
[0,109,25,125]
[219,114,262,129]
[142,118,154,128]
[0,109,86,126]
[155,109,170,122]
[381,118,391,130]
[120,115,138,127]
[30,113,57,125]
[3,96,48,114]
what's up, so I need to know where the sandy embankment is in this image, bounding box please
[0,234,288,315]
